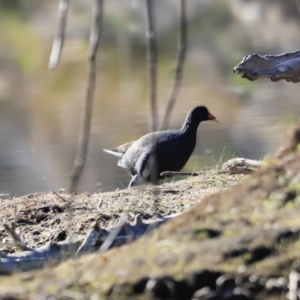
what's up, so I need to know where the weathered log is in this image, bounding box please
[233,50,300,83]
[0,241,81,273]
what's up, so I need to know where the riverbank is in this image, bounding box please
[1,122,300,299]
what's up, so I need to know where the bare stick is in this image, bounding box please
[4,223,30,251]
[69,0,104,193]
[160,0,188,130]
[98,214,129,252]
[52,191,67,202]
[49,0,69,70]
[145,0,158,131]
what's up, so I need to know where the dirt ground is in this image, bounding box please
[0,171,243,251]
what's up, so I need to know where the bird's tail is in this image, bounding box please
[103,149,123,158]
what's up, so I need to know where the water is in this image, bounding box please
[0,1,299,196]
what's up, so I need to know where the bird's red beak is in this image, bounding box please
[208,112,219,123]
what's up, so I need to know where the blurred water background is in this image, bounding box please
[0,0,300,196]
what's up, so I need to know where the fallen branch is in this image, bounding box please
[160,168,252,177]
[233,50,300,83]
[0,214,179,273]
[160,171,203,177]
[160,158,263,178]
[0,241,81,273]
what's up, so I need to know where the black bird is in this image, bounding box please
[104,106,218,187]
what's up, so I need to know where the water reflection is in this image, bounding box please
[0,1,299,196]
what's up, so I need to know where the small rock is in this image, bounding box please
[145,277,176,299]
[248,275,259,283]
[192,287,220,300]
[187,270,223,291]
[265,277,287,292]
[132,277,148,294]
[230,287,251,299]
[216,274,236,291]
[237,265,247,274]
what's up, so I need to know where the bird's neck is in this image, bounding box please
[181,118,201,135]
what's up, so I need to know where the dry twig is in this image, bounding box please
[69,0,104,193]
[145,0,158,132]
[49,0,70,70]
[52,190,67,202]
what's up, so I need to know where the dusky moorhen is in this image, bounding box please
[104,106,218,187]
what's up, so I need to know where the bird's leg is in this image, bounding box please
[129,174,145,187]
[129,152,153,188]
